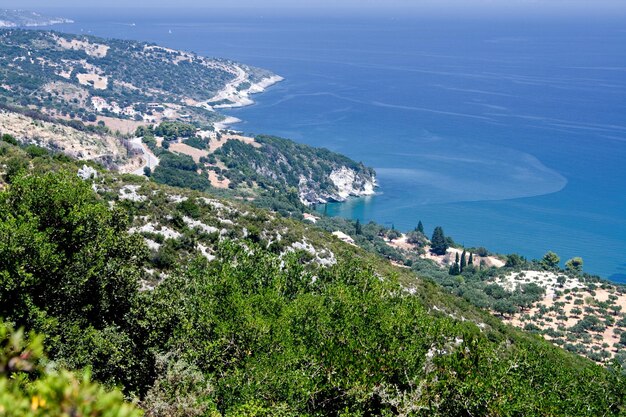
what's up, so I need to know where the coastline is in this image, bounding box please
[203,68,284,112]
[214,116,242,131]
[209,72,283,131]
[207,72,379,206]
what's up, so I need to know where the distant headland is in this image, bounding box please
[0,9,74,28]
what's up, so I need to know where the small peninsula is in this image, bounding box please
[0,9,74,27]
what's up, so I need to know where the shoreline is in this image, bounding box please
[203,68,284,113]
[214,116,242,131]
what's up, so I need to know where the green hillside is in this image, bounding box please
[0,29,275,125]
[0,138,625,416]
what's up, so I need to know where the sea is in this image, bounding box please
[43,8,626,281]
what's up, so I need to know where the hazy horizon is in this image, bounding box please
[5,0,626,18]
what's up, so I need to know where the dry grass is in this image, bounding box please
[208,133,261,153]
[0,110,129,167]
[169,142,209,163]
[94,116,145,135]
[208,170,231,189]
[497,270,626,361]
[77,73,108,90]
[55,37,110,58]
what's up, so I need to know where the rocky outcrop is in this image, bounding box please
[329,166,376,200]
[298,167,377,205]
[215,135,378,206]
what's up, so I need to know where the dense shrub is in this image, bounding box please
[1,171,625,416]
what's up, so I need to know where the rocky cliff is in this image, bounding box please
[214,135,377,205]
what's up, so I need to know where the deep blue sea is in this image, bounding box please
[46,9,626,281]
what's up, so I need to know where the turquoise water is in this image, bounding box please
[52,11,626,281]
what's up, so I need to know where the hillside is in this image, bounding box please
[0,108,140,171]
[0,136,625,416]
[496,270,626,362]
[3,102,619,370]
[306,219,626,366]
[135,123,377,206]
[0,30,377,207]
[0,29,278,127]
[1,27,625,416]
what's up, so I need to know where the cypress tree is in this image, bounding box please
[449,258,460,275]
[355,219,362,235]
[468,252,474,266]
[430,226,448,255]
[417,220,424,234]
[460,250,467,272]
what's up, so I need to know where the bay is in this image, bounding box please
[49,9,626,281]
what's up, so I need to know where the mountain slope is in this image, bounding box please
[214,134,377,204]
[0,139,624,416]
[0,29,278,126]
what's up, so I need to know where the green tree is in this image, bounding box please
[460,249,467,272]
[0,172,150,393]
[449,252,461,275]
[506,253,525,268]
[468,252,474,266]
[565,257,584,274]
[1,133,18,146]
[3,157,28,183]
[449,261,460,276]
[416,220,424,234]
[541,251,561,270]
[355,219,362,235]
[430,226,448,255]
[494,299,518,317]
[609,304,622,317]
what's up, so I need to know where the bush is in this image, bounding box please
[160,152,198,171]
[152,166,212,192]
[571,316,606,334]
[154,121,196,139]
[3,157,28,183]
[0,321,141,417]
[505,253,525,268]
[406,230,427,246]
[0,172,150,392]
[183,136,209,150]
[1,133,18,146]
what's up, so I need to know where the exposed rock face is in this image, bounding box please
[298,167,377,206]
[329,166,376,200]
[77,164,98,180]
